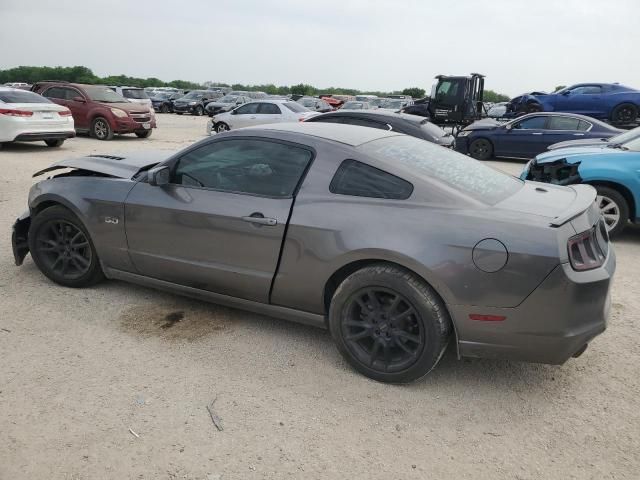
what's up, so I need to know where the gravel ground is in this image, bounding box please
[1,114,639,480]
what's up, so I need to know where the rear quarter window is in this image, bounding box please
[330,160,413,200]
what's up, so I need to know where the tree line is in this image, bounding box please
[0,65,510,101]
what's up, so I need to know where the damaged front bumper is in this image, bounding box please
[12,211,31,266]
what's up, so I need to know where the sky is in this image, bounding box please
[1,0,639,97]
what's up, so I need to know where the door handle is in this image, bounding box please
[573,133,585,136]
[242,214,277,226]
[532,132,543,135]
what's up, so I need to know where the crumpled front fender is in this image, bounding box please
[12,211,31,266]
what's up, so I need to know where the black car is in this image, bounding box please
[150,92,183,113]
[172,90,220,116]
[304,110,453,146]
[205,95,252,116]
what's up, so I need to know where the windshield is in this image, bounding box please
[122,88,149,99]
[360,136,522,205]
[183,91,205,100]
[219,95,238,103]
[284,102,307,113]
[84,86,127,103]
[434,79,462,104]
[610,126,640,145]
[0,90,51,104]
[369,98,386,107]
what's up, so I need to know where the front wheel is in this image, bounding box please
[329,264,452,383]
[28,206,104,288]
[45,139,65,147]
[468,138,493,160]
[595,186,629,237]
[135,130,152,138]
[91,117,114,140]
[215,122,230,133]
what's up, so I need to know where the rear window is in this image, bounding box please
[0,90,50,104]
[283,102,307,113]
[330,160,413,200]
[360,136,522,205]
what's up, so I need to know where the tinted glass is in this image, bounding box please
[84,86,126,103]
[0,90,50,103]
[308,115,345,124]
[340,117,390,130]
[513,116,547,129]
[571,86,602,94]
[123,89,149,99]
[234,103,259,114]
[283,102,306,113]
[330,160,413,200]
[548,116,581,130]
[258,103,281,114]
[173,139,313,197]
[42,87,65,99]
[360,135,522,205]
[577,120,592,131]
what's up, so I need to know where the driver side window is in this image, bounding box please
[234,103,259,115]
[513,116,547,129]
[172,139,313,198]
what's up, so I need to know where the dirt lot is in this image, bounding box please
[1,114,639,480]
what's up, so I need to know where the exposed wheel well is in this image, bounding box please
[585,181,636,221]
[31,200,64,216]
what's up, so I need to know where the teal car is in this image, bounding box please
[522,135,640,236]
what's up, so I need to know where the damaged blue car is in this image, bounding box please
[521,135,640,236]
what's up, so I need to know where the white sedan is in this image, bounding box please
[0,87,75,148]
[207,99,319,135]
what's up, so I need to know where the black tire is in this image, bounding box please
[194,105,204,116]
[328,264,452,383]
[45,139,64,147]
[91,117,114,140]
[135,130,152,138]
[468,138,493,160]
[161,104,170,113]
[525,101,542,114]
[175,112,183,115]
[611,103,638,124]
[215,122,230,133]
[594,186,629,237]
[28,206,104,288]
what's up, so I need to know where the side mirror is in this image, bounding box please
[72,96,86,103]
[505,123,513,130]
[230,109,237,115]
[148,166,170,186]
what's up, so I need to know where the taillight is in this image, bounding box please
[0,108,33,117]
[58,109,72,116]
[299,117,306,122]
[567,223,607,271]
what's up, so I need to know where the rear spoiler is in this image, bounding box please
[549,184,597,227]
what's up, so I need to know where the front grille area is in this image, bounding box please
[130,113,151,123]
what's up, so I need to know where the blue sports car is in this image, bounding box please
[508,83,640,126]
[454,112,621,160]
[521,134,640,236]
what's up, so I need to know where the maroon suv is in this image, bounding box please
[32,82,156,140]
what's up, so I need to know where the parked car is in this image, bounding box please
[522,134,640,236]
[12,123,614,382]
[204,95,252,116]
[355,95,378,102]
[206,100,317,134]
[172,90,219,116]
[487,102,508,118]
[113,86,153,109]
[150,91,183,113]
[341,101,371,110]
[33,82,155,140]
[379,99,413,111]
[320,96,344,109]
[454,112,622,160]
[401,101,430,117]
[548,125,640,150]
[4,82,30,90]
[0,87,75,148]
[507,83,640,125]
[247,91,268,99]
[297,97,333,113]
[304,110,453,147]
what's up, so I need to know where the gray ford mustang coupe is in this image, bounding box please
[12,123,615,383]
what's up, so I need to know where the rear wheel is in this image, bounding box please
[160,104,170,113]
[28,206,104,288]
[45,139,64,147]
[595,186,629,237]
[194,105,204,116]
[468,138,493,160]
[135,130,152,138]
[91,117,114,140]
[611,103,638,124]
[175,112,183,115]
[329,264,452,383]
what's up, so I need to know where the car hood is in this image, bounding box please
[534,145,629,164]
[32,151,172,179]
[101,102,149,113]
[548,138,610,150]
[462,119,502,131]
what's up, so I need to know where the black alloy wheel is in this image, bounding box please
[34,220,92,280]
